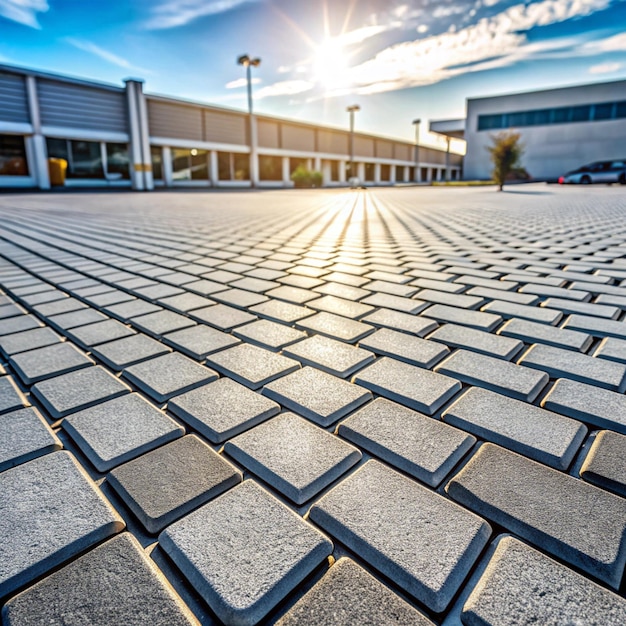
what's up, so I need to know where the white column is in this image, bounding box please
[162,146,173,187]
[390,164,396,184]
[25,76,50,189]
[374,163,381,185]
[124,80,145,191]
[249,115,259,186]
[339,160,347,183]
[313,156,321,172]
[322,160,331,186]
[357,162,365,182]
[282,156,290,186]
[209,151,218,186]
[136,81,154,190]
[445,137,451,182]
[403,166,410,183]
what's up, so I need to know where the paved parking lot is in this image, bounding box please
[0,184,625,625]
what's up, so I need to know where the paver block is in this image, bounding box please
[442,387,586,469]
[482,300,562,324]
[266,285,319,304]
[361,307,438,336]
[105,299,162,321]
[63,393,184,472]
[0,451,124,598]
[47,308,108,331]
[541,297,620,319]
[163,324,241,359]
[168,377,280,443]
[190,303,256,330]
[108,435,241,533]
[158,292,216,312]
[415,289,484,309]
[91,333,172,371]
[428,323,522,359]
[1,533,198,626]
[130,309,195,338]
[498,317,592,352]
[310,460,491,612]
[123,352,218,403]
[446,443,626,588]
[65,318,135,348]
[0,327,62,357]
[338,397,475,487]
[159,480,333,625]
[296,311,374,343]
[249,299,315,324]
[33,297,86,317]
[421,304,502,332]
[0,376,29,414]
[306,294,374,319]
[233,319,306,351]
[563,313,626,340]
[593,336,626,364]
[32,366,130,419]
[580,430,626,497]
[0,314,42,336]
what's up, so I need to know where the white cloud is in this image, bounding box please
[144,0,261,30]
[255,79,314,99]
[0,0,48,29]
[583,31,626,52]
[589,61,622,73]
[225,77,261,88]
[65,38,152,74]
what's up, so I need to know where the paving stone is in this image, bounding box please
[354,356,462,414]
[249,299,315,324]
[0,327,62,356]
[570,280,626,297]
[580,430,626,497]
[359,327,448,368]
[184,278,229,296]
[134,283,184,300]
[262,367,371,426]
[108,435,241,533]
[482,300,561,324]
[211,287,268,309]
[596,293,626,309]
[0,451,124,598]
[428,323,522,360]
[206,343,299,389]
[518,283,591,301]
[314,282,370,301]
[265,285,319,304]
[169,377,280,443]
[163,324,240,360]
[63,392,183,472]
[47,308,109,332]
[498,317,592,352]
[415,289,485,310]
[518,343,626,392]
[0,314,42,336]
[323,271,370,287]
[446,443,626,588]
[421,304,502,332]
[540,297,620,319]
[442,387,586,470]
[33,297,87,316]
[130,309,196,338]
[562,313,626,339]
[462,535,626,626]
[159,479,333,626]
[84,289,136,307]
[360,292,427,314]
[10,342,94,384]
[361,307,438,336]
[230,276,280,293]
[593,336,626,364]
[275,556,433,626]
[1,533,198,626]
[105,299,163,321]
[157,292,216,312]
[225,412,361,504]
[296,311,374,343]
[338,398,475,487]
[411,277,466,293]
[32,366,131,419]
[0,376,29,414]
[91,333,171,371]
[189,303,256,330]
[18,290,67,306]
[233,319,306,351]
[306,294,374,319]
[0,407,62,472]
[435,349,548,402]
[310,460,490,612]
[282,334,374,378]
[65,318,136,349]
[123,352,218,403]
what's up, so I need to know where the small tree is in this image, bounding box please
[488,131,524,191]
[291,165,323,188]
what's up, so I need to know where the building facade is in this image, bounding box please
[0,64,462,191]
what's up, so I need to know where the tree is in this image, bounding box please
[488,131,524,191]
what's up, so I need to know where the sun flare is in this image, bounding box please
[314,39,350,91]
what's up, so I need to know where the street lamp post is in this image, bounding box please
[238,54,261,187]
[412,118,421,183]
[346,104,360,186]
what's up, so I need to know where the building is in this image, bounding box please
[0,63,462,191]
[431,79,626,181]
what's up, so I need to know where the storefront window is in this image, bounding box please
[0,135,28,176]
[217,152,250,181]
[106,143,130,180]
[364,162,375,181]
[380,164,390,181]
[172,148,208,181]
[330,160,339,181]
[46,138,104,179]
[259,155,282,181]
[151,146,162,180]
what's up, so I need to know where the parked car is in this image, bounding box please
[559,160,626,184]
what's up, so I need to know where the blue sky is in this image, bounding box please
[1,0,625,152]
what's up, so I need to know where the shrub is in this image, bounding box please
[488,131,524,191]
[291,165,323,188]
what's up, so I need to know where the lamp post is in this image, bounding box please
[238,54,261,187]
[346,104,360,186]
[412,118,421,183]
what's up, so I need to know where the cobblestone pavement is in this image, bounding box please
[0,184,625,625]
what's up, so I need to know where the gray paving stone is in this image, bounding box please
[0,327,62,356]
[230,276,280,293]
[435,349,548,402]
[593,336,626,364]
[1,533,198,626]
[84,289,136,307]
[428,323,522,360]
[10,342,94,384]
[446,443,626,588]
[580,430,626,498]
[185,278,229,296]
[361,307,438,336]
[91,333,171,371]
[32,366,130,419]
[296,311,374,343]
[0,407,62,472]
[518,343,626,392]
[570,280,626,297]
[275,556,434,626]
[47,308,108,331]
[233,319,306,351]
[266,285,319,304]
[416,289,484,310]
[361,292,427,314]
[442,387,586,470]
[411,277,466,293]
[338,398,475,487]
[421,304,502,332]
[469,287,541,307]
[498,317,592,352]
[0,451,124,598]
[65,318,136,348]
[157,292,216,312]
[596,293,626,309]
[33,297,87,316]
[123,352,218,403]
[159,479,333,626]
[306,294,374,319]
[482,300,561,324]
[64,393,184,472]
[19,290,67,306]
[282,334,375,378]
[323,271,370,287]
[189,303,256,330]
[249,299,315,324]
[314,282,370,301]
[262,367,372,426]
[310,460,490,612]
[462,535,626,626]
[225,412,361,504]
[130,309,196,338]
[211,287,268,309]
[361,327,449,368]
[134,283,184,300]
[108,435,241,533]
[0,314,42,336]
[105,299,163,321]
[562,313,626,339]
[540,297,621,319]
[0,376,29,414]
[169,377,280,443]
[163,324,241,359]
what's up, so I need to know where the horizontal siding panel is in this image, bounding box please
[354,136,375,158]
[394,144,411,161]
[0,72,30,124]
[281,124,315,151]
[204,110,246,145]
[376,140,393,159]
[421,147,446,165]
[257,120,279,148]
[38,79,127,133]
[318,130,347,155]
[148,100,203,141]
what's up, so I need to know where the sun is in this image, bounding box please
[314,39,350,91]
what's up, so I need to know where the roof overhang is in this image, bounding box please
[429,119,466,140]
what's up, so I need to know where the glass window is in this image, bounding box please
[571,105,591,122]
[106,143,130,180]
[259,155,282,181]
[364,163,375,181]
[0,135,29,176]
[46,137,68,161]
[289,158,307,175]
[615,101,626,118]
[593,103,614,120]
[217,152,249,180]
[345,162,356,179]
[233,154,249,180]
[508,111,529,127]
[69,140,104,179]
[217,152,231,180]
[190,149,208,180]
[172,148,208,181]
[330,160,339,181]
[151,147,162,180]
[552,107,571,124]
[477,114,504,131]
[380,164,390,181]
[530,109,551,125]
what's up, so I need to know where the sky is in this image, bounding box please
[1,0,625,153]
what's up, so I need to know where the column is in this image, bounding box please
[339,160,347,184]
[25,76,50,190]
[209,151,218,186]
[282,156,290,186]
[445,137,451,182]
[357,162,365,182]
[162,146,173,187]
[374,163,381,185]
[390,165,396,184]
[249,115,259,187]
[125,80,145,191]
[136,81,154,190]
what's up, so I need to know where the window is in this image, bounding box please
[329,160,339,181]
[151,147,162,180]
[106,143,130,180]
[0,135,28,176]
[47,139,104,179]
[289,158,307,175]
[380,164,390,181]
[477,114,504,131]
[616,101,626,118]
[217,152,249,181]
[259,155,282,181]
[571,105,591,122]
[172,148,208,181]
[552,107,570,124]
[593,103,614,120]
[364,163,375,181]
